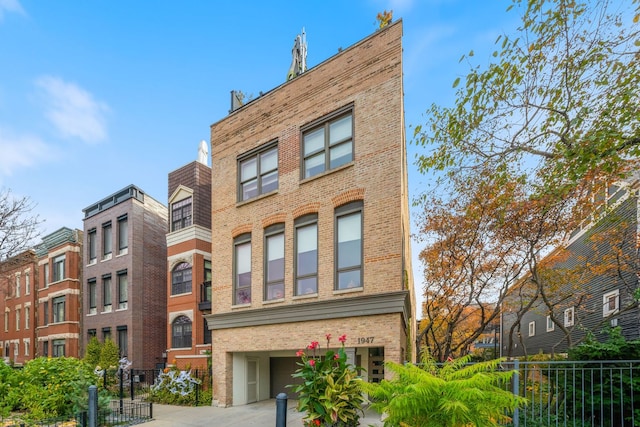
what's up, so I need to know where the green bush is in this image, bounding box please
[84,336,102,367]
[98,339,120,369]
[363,352,526,427]
[10,357,102,420]
[148,367,211,406]
[0,359,18,417]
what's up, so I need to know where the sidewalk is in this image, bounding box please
[143,400,384,426]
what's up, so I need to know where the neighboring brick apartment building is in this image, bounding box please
[502,180,640,357]
[1,249,38,365]
[36,227,83,359]
[1,227,82,364]
[206,21,415,406]
[82,185,168,370]
[165,150,213,369]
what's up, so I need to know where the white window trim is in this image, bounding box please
[528,321,536,337]
[564,306,575,327]
[603,289,619,317]
[546,315,555,332]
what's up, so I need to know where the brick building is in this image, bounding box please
[82,185,168,370]
[0,249,38,365]
[1,227,83,364]
[36,227,83,359]
[165,150,213,369]
[206,21,415,406]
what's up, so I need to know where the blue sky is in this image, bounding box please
[0,0,519,313]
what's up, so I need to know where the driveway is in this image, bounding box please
[143,400,384,426]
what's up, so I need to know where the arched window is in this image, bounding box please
[172,315,192,349]
[171,262,192,295]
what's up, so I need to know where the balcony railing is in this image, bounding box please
[199,281,212,311]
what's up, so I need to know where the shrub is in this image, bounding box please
[84,336,102,367]
[98,339,120,369]
[290,334,366,427]
[362,351,526,427]
[11,357,102,420]
[148,367,211,406]
[0,359,18,417]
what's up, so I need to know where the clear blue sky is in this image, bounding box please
[0,0,519,314]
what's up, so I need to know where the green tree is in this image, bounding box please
[99,339,120,369]
[84,336,102,367]
[415,0,640,195]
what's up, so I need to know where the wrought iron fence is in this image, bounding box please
[502,359,640,427]
[0,398,152,427]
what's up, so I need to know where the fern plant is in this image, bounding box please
[362,351,526,427]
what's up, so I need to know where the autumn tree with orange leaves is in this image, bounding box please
[414,0,640,358]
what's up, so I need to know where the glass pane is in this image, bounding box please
[304,153,325,178]
[338,212,361,268]
[261,170,278,194]
[242,179,258,200]
[338,269,361,290]
[267,233,285,282]
[260,147,278,172]
[241,157,257,181]
[329,115,352,144]
[297,224,318,276]
[236,288,251,304]
[237,243,251,274]
[330,141,353,169]
[267,283,285,300]
[297,277,317,295]
[303,127,324,155]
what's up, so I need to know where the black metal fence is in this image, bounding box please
[0,397,152,427]
[502,359,640,427]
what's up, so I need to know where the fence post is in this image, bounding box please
[119,368,124,414]
[130,369,135,400]
[276,392,287,427]
[88,385,98,427]
[512,359,520,427]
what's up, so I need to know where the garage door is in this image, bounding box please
[270,357,301,399]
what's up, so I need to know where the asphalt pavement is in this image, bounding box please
[143,400,384,426]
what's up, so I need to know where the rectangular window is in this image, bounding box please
[302,108,353,179]
[117,326,128,357]
[15,309,20,331]
[118,215,128,255]
[53,255,65,282]
[264,224,285,300]
[25,306,29,329]
[88,279,97,314]
[3,311,8,331]
[564,307,575,327]
[43,341,49,357]
[43,301,48,326]
[335,202,363,290]
[43,263,49,286]
[203,318,212,345]
[546,315,554,332]
[528,321,536,337]
[234,234,252,304]
[238,143,278,201]
[603,289,619,317]
[172,263,192,295]
[295,214,318,295]
[103,276,112,312]
[53,296,65,323]
[117,271,128,310]
[171,197,192,231]
[25,273,30,295]
[24,340,29,356]
[15,276,20,297]
[52,339,65,357]
[103,327,111,343]
[204,259,212,282]
[88,228,97,263]
[103,222,112,260]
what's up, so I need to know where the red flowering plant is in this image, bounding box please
[289,334,366,427]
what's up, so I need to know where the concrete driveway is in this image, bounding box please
[143,400,384,426]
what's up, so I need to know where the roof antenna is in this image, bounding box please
[286,28,307,81]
